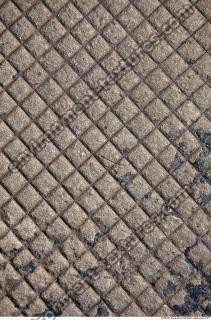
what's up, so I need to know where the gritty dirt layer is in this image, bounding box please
[0,0,211,317]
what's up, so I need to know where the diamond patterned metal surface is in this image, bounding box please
[0,0,211,316]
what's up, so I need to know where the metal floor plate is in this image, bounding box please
[0,0,211,316]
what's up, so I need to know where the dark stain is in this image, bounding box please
[187,281,210,301]
[85,266,101,280]
[186,58,195,65]
[196,193,211,207]
[122,148,129,156]
[184,241,200,271]
[173,280,210,315]
[193,158,211,185]
[170,267,182,278]
[163,280,177,296]
[91,232,102,247]
[18,261,36,275]
[94,219,109,236]
[103,224,109,235]
[205,304,211,316]
[207,76,211,86]
[54,238,62,246]
[34,309,56,317]
[45,298,62,316]
[96,305,109,316]
[1,247,24,259]
[195,128,211,153]
[170,152,184,170]
[170,259,196,279]
[169,128,186,141]
[78,267,99,279]
[173,241,211,315]
[116,172,135,184]
[2,276,20,291]
[143,193,150,199]
[0,261,7,271]
[12,72,19,81]
[178,142,189,155]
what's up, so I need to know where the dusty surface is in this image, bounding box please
[0,0,211,316]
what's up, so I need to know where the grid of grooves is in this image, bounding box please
[0,0,210,316]
[0,0,209,298]
[1,0,210,228]
[0,15,208,320]
[0,0,209,312]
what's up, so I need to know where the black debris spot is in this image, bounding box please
[78,270,85,278]
[184,241,199,269]
[170,152,183,170]
[91,232,102,247]
[187,281,210,301]
[186,58,195,65]
[195,128,211,153]
[78,267,99,279]
[6,247,24,259]
[173,296,198,315]
[12,73,19,81]
[86,266,97,275]
[0,261,7,271]
[163,280,177,296]
[205,304,211,316]
[170,268,183,278]
[193,158,211,185]
[103,224,109,235]
[46,299,62,316]
[197,194,211,207]
[122,148,129,156]
[34,309,56,317]
[143,193,150,199]
[183,242,201,277]
[53,237,63,246]
[207,75,211,86]
[178,142,189,155]
[116,172,135,184]
[18,261,36,275]
[170,128,186,141]
[96,305,109,316]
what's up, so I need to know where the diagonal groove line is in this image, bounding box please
[0,0,210,316]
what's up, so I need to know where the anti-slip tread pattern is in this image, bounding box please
[0,0,211,316]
